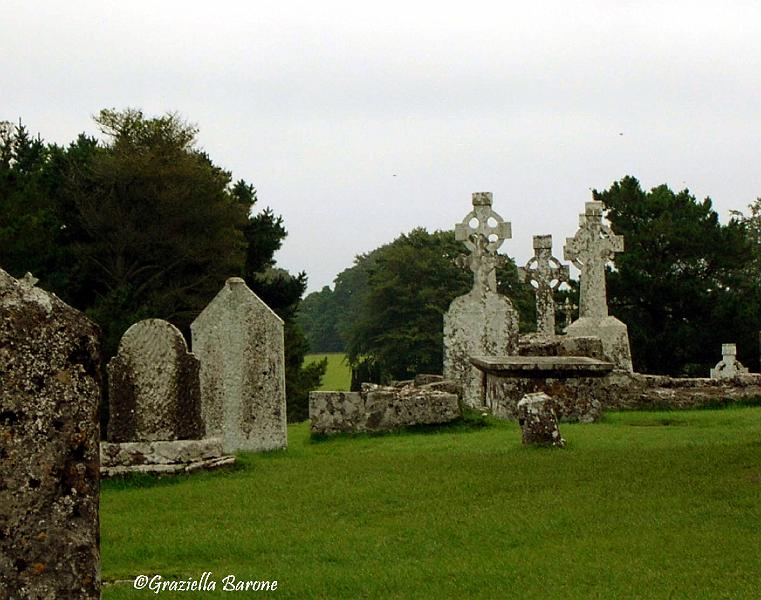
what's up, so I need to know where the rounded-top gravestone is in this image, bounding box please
[108,318,203,442]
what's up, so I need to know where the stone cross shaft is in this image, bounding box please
[454,192,511,293]
[519,235,569,335]
[563,201,623,319]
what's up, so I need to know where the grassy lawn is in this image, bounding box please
[101,407,761,599]
[305,352,351,391]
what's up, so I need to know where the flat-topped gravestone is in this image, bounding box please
[0,269,100,598]
[564,201,632,371]
[108,318,203,442]
[444,192,519,407]
[191,277,286,453]
[519,234,569,335]
[710,343,749,379]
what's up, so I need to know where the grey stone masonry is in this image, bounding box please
[310,380,461,435]
[108,319,203,442]
[564,201,632,371]
[191,277,286,453]
[444,192,519,407]
[0,269,101,599]
[710,343,749,379]
[519,234,569,335]
[517,392,566,448]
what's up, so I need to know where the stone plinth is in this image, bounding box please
[444,291,519,407]
[191,277,286,453]
[108,318,203,442]
[0,269,100,598]
[517,392,565,447]
[100,438,234,477]
[310,381,461,436]
[566,316,632,372]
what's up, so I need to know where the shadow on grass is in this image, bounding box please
[101,463,240,491]
[309,409,493,444]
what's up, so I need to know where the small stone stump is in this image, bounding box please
[0,269,101,598]
[108,318,203,442]
[710,343,749,379]
[517,392,566,448]
[191,277,287,453]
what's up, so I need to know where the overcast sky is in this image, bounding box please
[3,1,760,292]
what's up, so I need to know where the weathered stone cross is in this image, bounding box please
[519,235,569,335]
[454,192,511,293]
[561,297,577,329]
[563,201,623,319]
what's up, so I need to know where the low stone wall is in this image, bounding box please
[310,381,462,436]
[483,368,761,422]
[100,438,234,477]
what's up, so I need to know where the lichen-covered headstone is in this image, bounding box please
[0,269,100,598]
[108,318,203,442]
[191,277,286,453]
[517,392,565,447]
[710,343,749,379]
[444,192,519,407]
[519,234,569,336]
[564,201,632,371]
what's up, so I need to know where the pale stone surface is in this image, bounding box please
[561,297,577,330]
[0,269,100,598]
[564,201,632,371]
[710,343,749,379]
[470,355,614,375]
[519,234,569,335]
[191,277,286,453]
[108,318,203,442]
[100,438,225,467]
[444,192,519,407]
[517,392,566,447]
[310,382,461,435]
[518,333,605,360]
[102,456,235,478]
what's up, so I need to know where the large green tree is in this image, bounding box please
[0,111,324,423]
[342,228,534,385]
[596,176,754,375]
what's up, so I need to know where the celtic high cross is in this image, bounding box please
[519,235,569,335]
[454,192,511,293]
[563,201,624,320]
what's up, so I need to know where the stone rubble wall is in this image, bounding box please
[0,269,101,599]
[310,381,463,436]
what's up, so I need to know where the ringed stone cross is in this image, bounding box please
[563,201,623,319]
[454,192,511,293]
[519,234,569,335]
[562,297,577,330]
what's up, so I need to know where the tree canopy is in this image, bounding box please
[597,176,756,375]
[0,111,324,424]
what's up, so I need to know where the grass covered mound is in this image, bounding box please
[101,408,761,599]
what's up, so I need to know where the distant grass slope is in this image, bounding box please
[101,407,761,599]
[305,352,351,391]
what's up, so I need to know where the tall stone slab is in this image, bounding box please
[0,270,100,599]
[564,201,633,371]
[108,318,204,442]
[191,277,286,453]
[444,192,519,407]
[519,234,569,336]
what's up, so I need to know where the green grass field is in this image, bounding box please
[101,407,761,599]
[305,352,352,391]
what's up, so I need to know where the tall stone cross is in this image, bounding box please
[564,201,623,319]
[454,192,511,293]
[519,235,569,335]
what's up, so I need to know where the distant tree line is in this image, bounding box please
[0,110,324,425]
[298,177,761,381]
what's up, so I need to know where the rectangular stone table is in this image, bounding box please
[469,355,615,423]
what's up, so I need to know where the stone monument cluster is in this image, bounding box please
[3,190,761,597]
